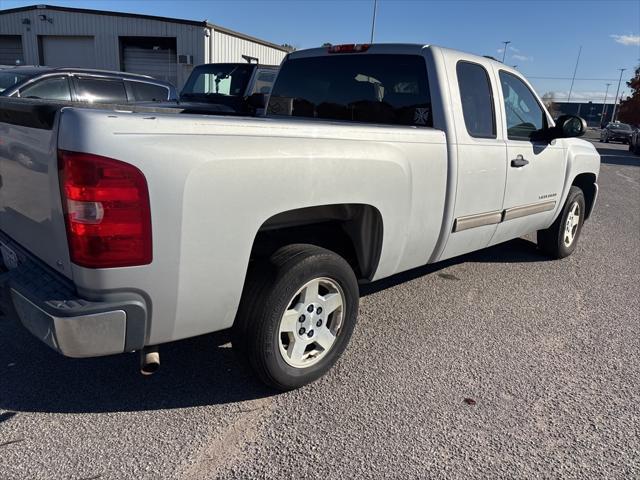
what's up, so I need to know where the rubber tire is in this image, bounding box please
[233,244,359,391]
[537,186,586,259]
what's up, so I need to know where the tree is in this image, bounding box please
[617,65,639,126]
[281,43,297,52]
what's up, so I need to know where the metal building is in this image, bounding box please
[0,4,290,88]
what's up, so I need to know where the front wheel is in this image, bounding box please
[233,244,359,390]
[537,186,586,259]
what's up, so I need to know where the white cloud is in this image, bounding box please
[610,34,640,46]
[497,45,520,54]
[512,54,533,62]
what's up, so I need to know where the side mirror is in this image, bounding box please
[555,115,587,138]
[247,92,267,109]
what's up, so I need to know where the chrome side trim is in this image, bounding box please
[453,210,503,232]
[503,200,556,221]
[453,200,558,232]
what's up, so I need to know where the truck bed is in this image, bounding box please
[0,97,448,346]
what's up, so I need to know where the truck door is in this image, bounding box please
[439,58,508,260]
[490,70,567,246]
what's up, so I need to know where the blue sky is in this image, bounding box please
[2,0,639,101]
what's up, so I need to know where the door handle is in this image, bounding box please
[511,155,529,168]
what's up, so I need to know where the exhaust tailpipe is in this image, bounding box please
[140,346,160,375]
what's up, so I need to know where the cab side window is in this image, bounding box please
[499,71,546,140]
[457,61,496,138]
[19,76,72,101]
[75,77,128,103]
[126,81,169,101]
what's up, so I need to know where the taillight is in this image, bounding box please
[328,44,370,54]
[58,150,152,268]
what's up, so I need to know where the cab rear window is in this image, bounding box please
[268,54,432,127]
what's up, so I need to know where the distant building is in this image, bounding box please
[552,102,614,127]
[0,4,290,88]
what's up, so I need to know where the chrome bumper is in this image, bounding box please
[1,231,148,358]
[11,289,128,358]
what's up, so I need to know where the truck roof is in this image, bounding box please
[289,43,507,66]
[287,43,520,79]
[1,65,158,81]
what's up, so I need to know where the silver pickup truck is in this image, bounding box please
[0,43,600,390]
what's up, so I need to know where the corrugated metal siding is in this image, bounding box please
[0,8,287,88]
[0,8,206,87]
[212,29,287,66]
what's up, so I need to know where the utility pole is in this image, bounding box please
[370,0,378,43]
[501,41,511,63]
[567,46,582,103]
[610,68,626,122]
[600,83,611,127]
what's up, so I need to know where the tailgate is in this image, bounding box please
[0,98,72,277]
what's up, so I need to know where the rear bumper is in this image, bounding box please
[0,231,148,358]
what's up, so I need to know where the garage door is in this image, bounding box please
[41,36,96,68]
[0,35,24,66]
[121,37,177,86]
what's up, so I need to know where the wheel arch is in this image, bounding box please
[250,203,384,281]
[571,172,597,219]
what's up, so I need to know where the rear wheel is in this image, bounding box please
[233,244,359,390]
[537,186,586,259]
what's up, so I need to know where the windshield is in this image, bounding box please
[0,71,28,93]
[181,64,254,98]
[611,123,631,131]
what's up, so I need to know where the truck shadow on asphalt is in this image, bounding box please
[0,237,546,414]
[361,237,544,296]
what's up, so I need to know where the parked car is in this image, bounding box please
[0,66,177,103]
[600,122,633,144]
[173,62,279,115]
[629,127,640,155]
[0,43,600,391]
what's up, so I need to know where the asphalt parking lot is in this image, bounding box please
[1,137,638,479]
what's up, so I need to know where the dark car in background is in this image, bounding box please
[0,66,177,103]
[600,122,633,144]
[629,127,640,155]
[178,62,279,115]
